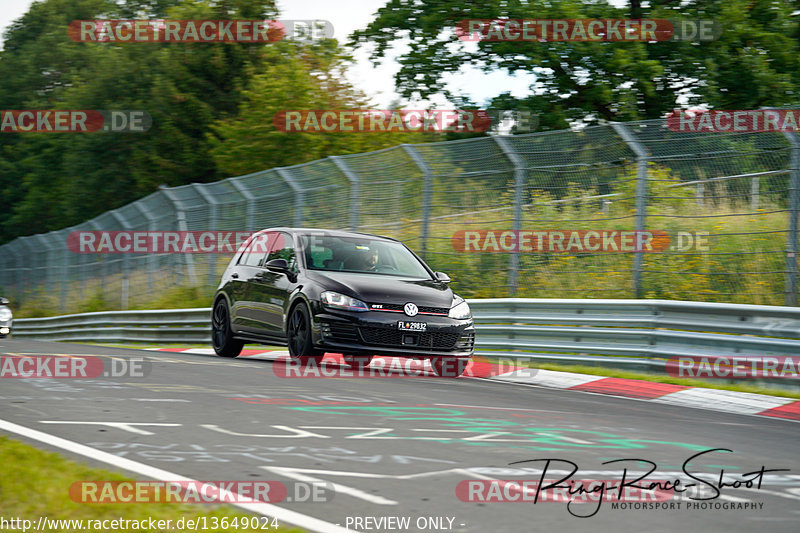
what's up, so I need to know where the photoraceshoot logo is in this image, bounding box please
[0,110,151,133]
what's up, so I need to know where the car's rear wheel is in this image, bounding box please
[343,354,373,368]
[212,299,243,358]
[431,357,469,377]
[287,303,323,365]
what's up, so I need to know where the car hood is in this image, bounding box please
[305,271,454,307]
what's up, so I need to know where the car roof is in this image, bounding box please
[259,227,400,243]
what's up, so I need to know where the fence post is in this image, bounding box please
[89,220,107,299]
[229,176,257,231]
[18,237,37,302]
[492,136,525,296]
[612,123,649,298]
[401,145,432,258]
[110,210,132,309]
[56,232,69,313]
[33,234,57,310]
[329,156,360,231]
[0,242,10,295]
[784,131,800,306]
[15,241,26,302]
[159,186,197,286]
[276,168,304,227]
[192,184,220,287]
[135,200,159,294]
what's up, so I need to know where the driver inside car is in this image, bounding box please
[360,249,379,271]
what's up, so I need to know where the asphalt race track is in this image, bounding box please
[1,338,799,532]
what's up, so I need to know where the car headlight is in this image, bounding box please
[0,308,11,322]
[320,291,369,312]
[448,297,471,319]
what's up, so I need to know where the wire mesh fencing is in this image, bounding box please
[1,118,798,314]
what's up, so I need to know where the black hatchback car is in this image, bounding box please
[211,228,474,376]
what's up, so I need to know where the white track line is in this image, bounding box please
[0,418,352,533]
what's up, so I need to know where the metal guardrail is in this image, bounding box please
[10,299,800,381]
[12,308,212,343]
[471,299,800,378]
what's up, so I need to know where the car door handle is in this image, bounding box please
[231,273,239,279]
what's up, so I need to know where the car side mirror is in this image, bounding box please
[0,297,9,305]
[434,272,450,283]
[265,258,289,272]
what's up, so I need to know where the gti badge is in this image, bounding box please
[404,302,418,317]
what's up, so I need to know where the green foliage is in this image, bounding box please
[207,41,431,176]
[350,0,800,127]
[0,0,424,244]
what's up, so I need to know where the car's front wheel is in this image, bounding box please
[212,299,243,358]
[431,357,469,377]
[287,302,324,365]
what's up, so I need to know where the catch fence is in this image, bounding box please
[1,118,798,313]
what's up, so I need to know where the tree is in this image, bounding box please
[209,40,428,176]
[350,0,800,129]
[0,0,279,242]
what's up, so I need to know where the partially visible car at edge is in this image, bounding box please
[0,297,12,338]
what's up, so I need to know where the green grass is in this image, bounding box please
[0,436,304,533]
[12,283,221,319]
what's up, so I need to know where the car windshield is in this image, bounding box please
[300,235,431,278]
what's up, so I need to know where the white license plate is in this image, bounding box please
[398,321,427,332]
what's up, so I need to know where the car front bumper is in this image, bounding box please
[313,309,474,359]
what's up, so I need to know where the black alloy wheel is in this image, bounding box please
[212,299,244,358]
[287,303,324,364]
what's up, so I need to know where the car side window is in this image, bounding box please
[239,232,274,267]
[267,232,297,272]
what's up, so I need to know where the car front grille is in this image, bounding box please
[369,303,449,316]
[359,326,460,349]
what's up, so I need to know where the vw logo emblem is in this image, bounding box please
[403,303,418,317]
